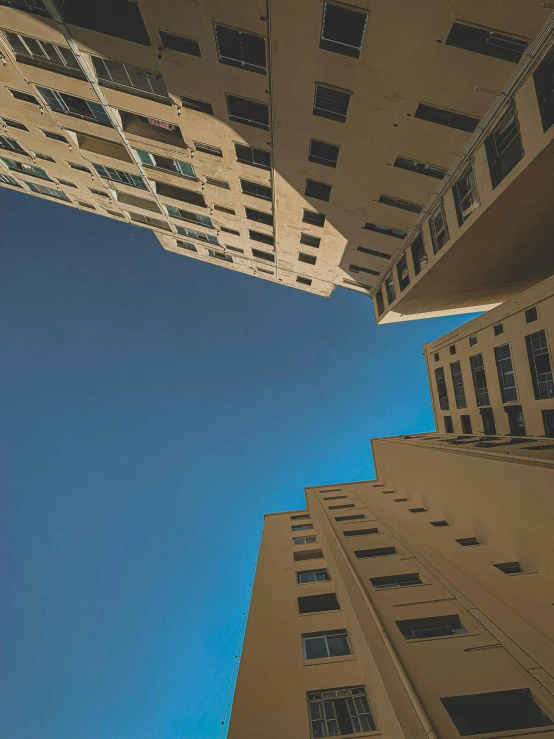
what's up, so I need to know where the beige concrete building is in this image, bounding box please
[0,1,552,298]
[229,435,554,739]
[425,274,554,438]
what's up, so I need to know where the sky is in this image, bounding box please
[0,187,477,739]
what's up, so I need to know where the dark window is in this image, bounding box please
[495,343,517,402]
[214,25,266,74]
[470,353,490,406]
[298,592,340,614]
[305,179,332,202]
[469,335,477,347]
[385,273,396,304]
[457,537,480,546]
[303,209,326,227]
[309,139,340,168]
[505,405,526,436]
[9,89,39,104]
[543,409,554,437]
[461,415,473,434]
[378,194,422,214]
[225,246,243,254]
[0,136,27,155]
[182,96,213,115]
[328,503,354,510]
[2,118,29,131]
[297,276,312,286]
[357,246,390,259]
[129,212,170,231]
[414,103,479,132]
[226,94,269,130]
[176,240,197,252]
[166,205,213,227]
[0,0,49,15]
[300,234,321,248]
[219,227,240,236]
[302,629,352,659]
[525,329,554,399]
[444,416,454,433]
[92,57,170,102]
[42,130,67,142]
[343,528,379,537]
[241,179,272,201]
[36,86,112,126]
[57,179,76,188]
[494,323,504,336]
[429,204,449,253]
[435,367,449,410]
[393,155,446,179]
[245,207,273,226]
[68,162,90,172]
[296,568,328,583]
[0,173,21,187]
[450,361,467,408]
[396,255,410,291]
[450,345,456,356]
[320,2,368,58]
[350,264,379,276]
[249,230,274,246]
[160,31,201,57]
[234,143,271,170]
[375,289,385,316]
[214,204,236,215]
[525,306,538,323]
[93,163,146,189]
[446,22,528,63]
[355,547,396,559]
[430,520,449,527]
[409,507,427,513]
[363,222,406,239]
[485,106,524,188]
[34,152,55,162]
[453,165,480,225]
[294,549,324,562]
[313,84,351,123]
[299,252,317,265]
[371,573,422,589]
[291,523,314,531]
[89,188,109,198]
[480,407,496,435]
[195,142,222,157]
[534,46,554,132]
[307,687,376,737]
[64,0,150,46]
[495,560,522,574]
[252,247,275,261]
[410,232,428,274]
[291,514,310,520]
[335,514,365,521]
[434,353,440,361]
[397,614,465,640]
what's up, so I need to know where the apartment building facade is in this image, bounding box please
[229,436,554,738]
[0,1,551,299]
[425,274,554,438]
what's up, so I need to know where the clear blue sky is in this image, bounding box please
[1,188,475,739]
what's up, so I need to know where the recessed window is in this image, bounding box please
[543,409,554,437]
[298,592,339,614]
[409,507,427,513]
[128,212,170,231]
[89,188,109,198]
[299,252,317,266]
[397,255,410,291]
[335,514,365,521]
[241,179,272,201]
[494,343,518,403]
[214,204,236,215]
[136,149,195,178]
[294,549,323,561]
[57,178,76,188]
[92,57,170,102]
[444,416,454,433]
[493,323,504,336]
[296,568,329,584]
[36,86,112,126]
[207,248,232,261]
[441,689,553,736]
[397,614,466,640]
[249,230,274,246]
[378,194,422,214]
[494,560,523,574]
[308,139,340,168]
[176,240,197,252]
[534,45,554,132]
[206,177,230,191]
[370,573,422,589]
[159,31,201,57]
[34,152,55,162]
[194,142,223,157]
[375,289,385,316]
[252,248,275,261]
[2,118,29,131]
[313,83,351,123]
[176,226,218,245]
[293,535,317,545]
[328,503,354,510]
[234,143,271,170]
[357,246,391,259]
[26,181,69,200]
[307,687,376,737]
[525,329,554,400]
[225,245,244,253]
[469,335,477,346]
[453,165,480,225]
[445,22,528,63]
[414,103,479,133]
[0,135,27,155]
[320,2,368,58]
[9,88,39,104]
[68,162,90,173]
[42,130,67,142]
[450,361,467,409]
[430,520,449,527]
[480,407,497,435]
[434,353,440,361]
[226,94,269,130]
[1,157,49,180]
[385,273,396,304]
[435,367,449,411]
[393,155,446,179]
[291,514,310,520]
[93,163,146,189]
[302,629,352,659]
[363,222,406,239]
[245,207,273,226]
[214,25,266,74]
[77,201,95,209]
[449,345,456,355]
[305,179,332,202]
[355,546,396,559]
[429,203,449,254]
[525,306,538,323]
[300,233,321,248]
[106,209,123,218]
[166,205,214,228]
[460,415,472,434]
[456,536,480,546]
[303,209,326,227]
[485,105,524,188]
[350,264,379,277]
[292,523,313,532]
[182,97,213,115]
[343,528,379,537]
[297,276,312,286]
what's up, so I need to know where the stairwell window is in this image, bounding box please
[379,194,422,214]
[435,367,449,410]
[429,203,449,253]
[226,94,269,130]
[313,84,351,123]
[303,210,326,227]
[182,97,213,115]
[320,3,368,58]
[301,234,321,248]
[355,547,396,559]
[8,88,39,104]
[363,222,406,239]
[92,57,170,103]
[299,252,317,266]
[252,249,275,262]
[36,86,112,126]
[370,573,422,589]
[207,248,232,261]
[292,524,313,531]
[249,230,274,246]
[307,687,376,737]
[214,25,266,74]
[302,630,352,659]
[526,329,554,399]
[453,165,480,225]
[297,276,312,286]
[245,207,273,226]
[485,105,524,188]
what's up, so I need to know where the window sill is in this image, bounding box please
[298,609,341,617]
[303,654,357,667]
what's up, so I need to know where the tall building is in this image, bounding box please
[0,1,552,299]
[229,435,554,739]
[425,274,554,438]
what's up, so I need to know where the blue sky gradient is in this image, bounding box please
[1,188,476,739]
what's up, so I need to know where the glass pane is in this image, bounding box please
[327,634,350,657]
[305,636,329,659]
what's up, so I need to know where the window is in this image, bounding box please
[63,0,150,45]
[214,204,235,215]
[355,546,396,558]
[470,353,490,406]
[303,209,326,227]
[441,689,553,736]
[534,46,554,132]
[220,227,240,236]
[26,181,69,200]
[291,514,310,520]
[300,234,321,248]
[378,194,422,214]
[226,94,269,130]
[385,273,396,304]
[1,157,49,180]
[313,84,351,123]
[445,22,528,63]
[525,306,538,323]
[434,367,449,410]
[36,86,112,126]
[444,416,454,433]
[309,139,340,168]
[248,228,273,246]
[434,353,440,361]
[78,201,95,210]
[234,143,270,171]
[225,245,243,253]
[194,142,223,158]
[363,222,406,239]
[393,155,446,179]
[357,246,390,259]
[494,343,517,402]
[453,165,480,225]
[207,248,232,262]
[2,118,28,131]
[135,149,195,178]
[430,520,449,527]
[176,226,219,245]
[292,523,313,531]
[297,568,330,584]
[214,25,266,74]
[429,203,449,253]
[34,152,55,162]
[409,507,427,513]
[302,630,352,660]
[375,289,385,316]
[307,687,376,737]
[480,407,496,435]
[241,179,272,201]
[543,409,554,437]
[292,550,323,564]
[0,0,48,15]
[320,2,368,58]
[165,205,213,228]
[42,130,67,143]
[485,106,524,188]
[245,207,273,226]
[396,255,410,291]
[526,329,554,399]
[159,31,201,57]
[450,344,456,354]
[68,162,90,173]
[456,537,480,546]
[298,592,339,614]
[299,252,317,265]
[469,335,477,347]
[335,514,365,521]
[493,323,504,337]
[128,212,170,230]
[9,89,39,104]
[450,361,467,409]
[0,173,21,186]
[252,248,275,261]
[176,241,197,252]
[396,614,466,640]
[370,573,422,589]
[343,528,378,537]
[181,97,213,115]
[505,405,526,436]
[350,264,379,276]
[305,179,332,202]
[5,31,84,78]
[92,57,170,102]
[297,276,312,286]
[293,535,316,545]
[89,188,109,198]
[93,163,146,189]
[0,136,27,155]
[460,415,472,434]
[206,177,230,190]
[414,103,480,133]
[328,503,354,510]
